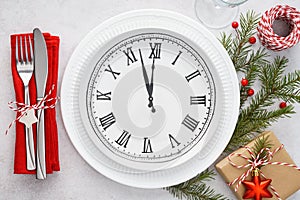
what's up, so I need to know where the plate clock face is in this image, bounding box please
[86,31,216,170]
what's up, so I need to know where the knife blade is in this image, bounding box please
[34,28,48,180]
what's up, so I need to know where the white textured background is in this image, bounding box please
[0,0,299,199]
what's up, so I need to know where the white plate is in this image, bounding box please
[61,9,239,188]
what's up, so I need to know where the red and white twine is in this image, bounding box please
[257,5,300,51]
[6,85,59,135]
[227,144,300,200]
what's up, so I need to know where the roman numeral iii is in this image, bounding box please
[190,95,206,106]
[149,43,162,59]
[99,112,116,130]
[182,114,199,132]
[115,130,131,148]
[123,47,137,66]
[142,137,153,153]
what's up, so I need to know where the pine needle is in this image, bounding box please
[252,134,273,161]
[167,10,300,200]
[166,169,229,200]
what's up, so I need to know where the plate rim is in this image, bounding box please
[60,9,240,188]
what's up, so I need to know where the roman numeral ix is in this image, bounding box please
[96,90,111,101]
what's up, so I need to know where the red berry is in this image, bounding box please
[279,102,287,109]
[232,21,239,29]
[249,36,256,44]
[241,78,249,86]
[247,88,254,96]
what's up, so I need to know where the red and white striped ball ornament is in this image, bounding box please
[257,5,300,51]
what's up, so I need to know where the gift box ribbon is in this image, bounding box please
[227,145,300,199]
[10,33,60,174]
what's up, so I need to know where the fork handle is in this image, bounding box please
[36,102,46,180]
[24,86,36,170]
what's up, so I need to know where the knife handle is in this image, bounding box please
[36,103,46,180]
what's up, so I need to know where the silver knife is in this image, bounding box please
[34,28,48,180]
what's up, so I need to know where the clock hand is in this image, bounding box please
[149,57,154,95]
[139,49,150,92]
[139,49,155,112]
[148,57,155,112]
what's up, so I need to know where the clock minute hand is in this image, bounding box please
[139,49,155,112]
[139,49,150,92]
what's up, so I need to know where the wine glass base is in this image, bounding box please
[195,0,239,29]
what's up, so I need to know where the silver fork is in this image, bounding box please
[16,35,36,170]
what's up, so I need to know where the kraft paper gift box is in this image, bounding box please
[215,131,300,200]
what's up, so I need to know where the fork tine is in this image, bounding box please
[28,36,33,62]
[20,36,24,63]
[15,34,36,170]
[24,36,29,63]
[15,36,19,63]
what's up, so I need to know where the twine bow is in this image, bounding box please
[6,84,59,135]
[227,145,300,200]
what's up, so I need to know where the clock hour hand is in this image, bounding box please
[138,49,155,112]
[148,57,155,112]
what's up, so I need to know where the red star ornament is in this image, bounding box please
[242,175,273,200]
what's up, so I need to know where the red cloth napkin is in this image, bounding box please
[11,33,60,174]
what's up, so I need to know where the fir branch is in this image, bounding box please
[167,10,300,200]
[252,134,273,161]
[166,169,228,200]
[219,32,233,55]
[219,11,268,107]
[227,55,299,152]
[259,56,288,92]
[276,71,300,103]
[231,11,261,69]
[220,13,300,152]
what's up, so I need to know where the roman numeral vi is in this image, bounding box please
[142,137,153,153]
